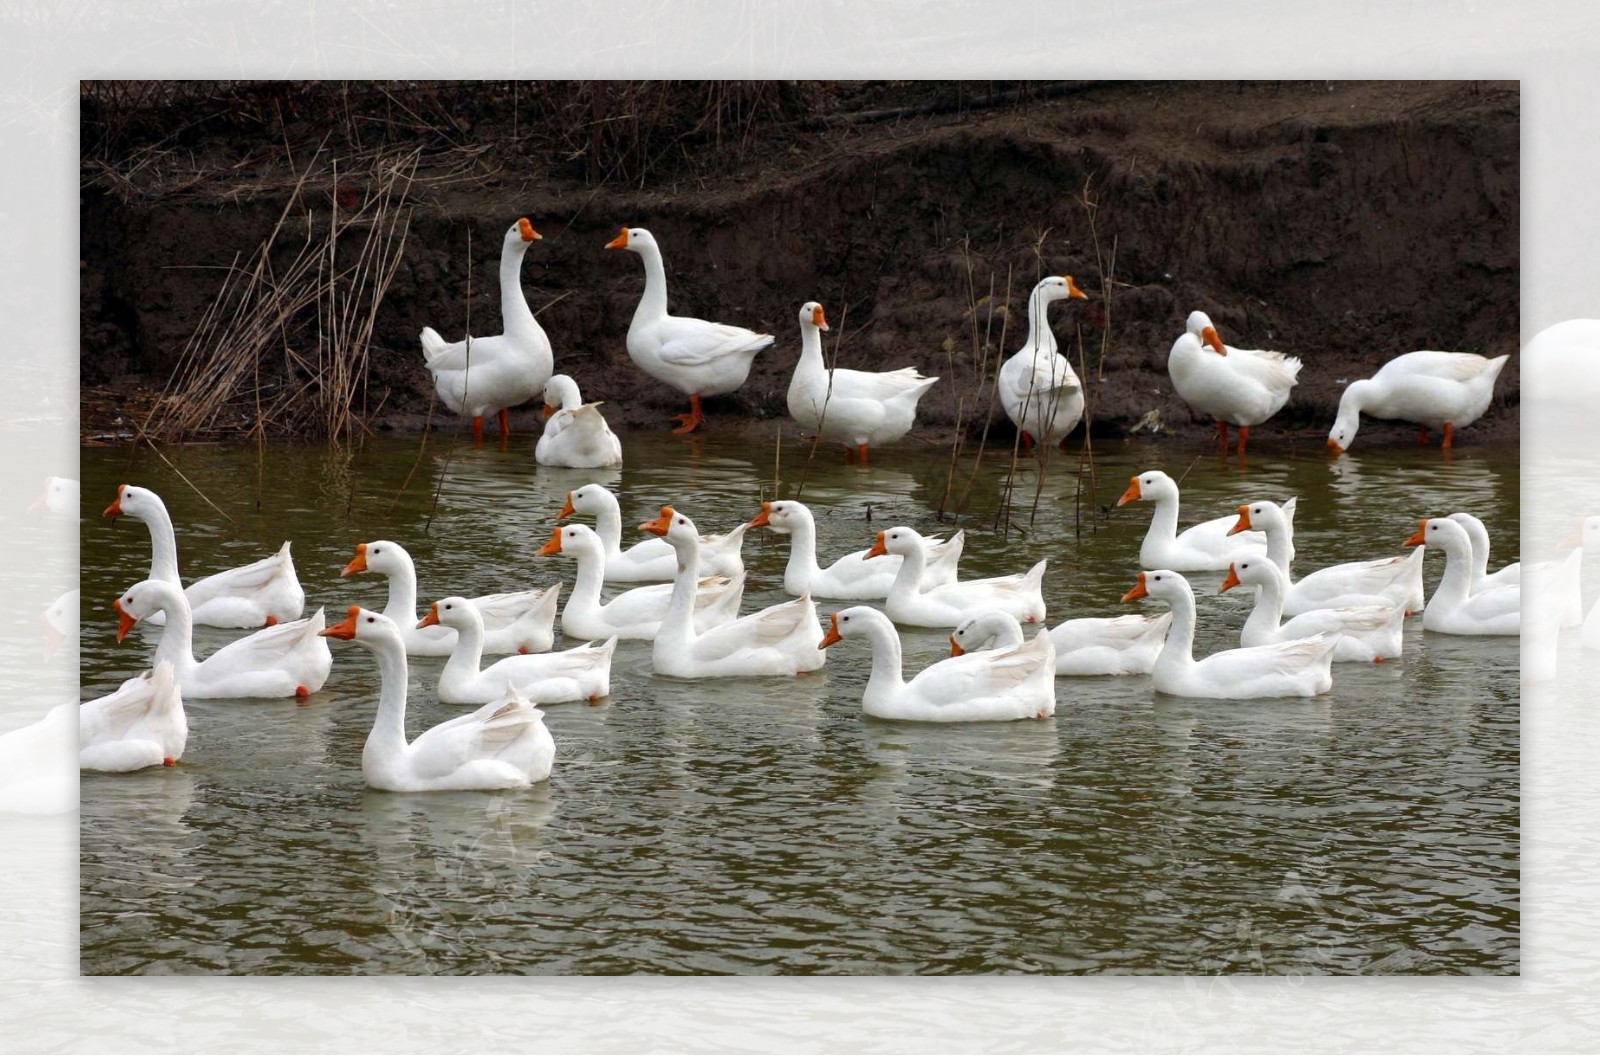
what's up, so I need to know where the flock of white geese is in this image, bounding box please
[77,216,1528,793]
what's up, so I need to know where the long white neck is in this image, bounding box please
[660,534,703,648]
[781,515,824,593]
[1429,543,1475,611]
[1264,519,1294,577]
[1242,571,1288,641]
[634,242,669,323]
[1461,520,1491,591]
[567,547,609,613]
[1024,288,1058,354]
[440,609,487,683]
[1334,381,1369,432]
[1153,587,1198,679]
[859,615,907,702]
[590,494,625,559]
[147,583,197,678]
[365,636,411,761]
[796,322,826,378]
[136,502,182,586]
[553,378,582,411]
[1142,492,1182,556]
[499,240,537,338]
[977,619,1025,651]
[379,554,420,623]
[886,539,927,599]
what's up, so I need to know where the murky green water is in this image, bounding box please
[77,430,1518,975]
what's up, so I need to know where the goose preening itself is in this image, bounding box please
[641,507,826,678]
[786,301,938,462]
[606,226,773,434]
[537,374,622,469]
[1116,469,1288,572]
[1327,351,1510,453]
[869,526,1047,628]
[1220,557,1404,663]
[1448,512,1520,592]
[1123,570,1336,698]
[104,484,304,629]
[748,499,962,600]
[998,276,1089,450]
[821,607,1055,722]
[421,597,614,705]
[321,608,554,791]
[79,661,186,772]
[951,607,1171,677]
[1169,311,1301,455]
[114,579,332,699]
[341,540,558,657]
[557,483,746,583]
[1403,518,1520,635]
[420,218,553,443]
[1230,499,1424,615]
[538,523,744,640]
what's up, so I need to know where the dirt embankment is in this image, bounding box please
[80,80,1519,444]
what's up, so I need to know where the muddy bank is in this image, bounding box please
[80,80,1519,446]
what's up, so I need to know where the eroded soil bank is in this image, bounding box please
[80,80,1519,446]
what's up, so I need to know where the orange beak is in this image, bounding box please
[1219,564,1242,593]
[1202,326,1227,356]
[1326,438,1346,455]
[1121,572,1149,603]
[1404,519,1429,548]
[949,634,965,657]
[518,217,541,242]
[818,612,843,649]
[749,502,773,528]
[1065,275,1088,300]
[1116,476,1141,507]
[865,531,889,559]
[812,305,829,331]
[27,485,50,513]
[1227,505,1252,536]
[640,506,675,537]
[605,226,629,250]
[542,403,557,419]
[320,605,361,640]
[103,484,127,518]
[342,543,368,576]
[558,492,576,520]
[1561,521,1586,548]
[417,602,441,629]
[113,598,137,643]
[537,526,564,556]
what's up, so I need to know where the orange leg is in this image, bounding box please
[858,444,870,463]
[1442,422,1455,449]
[1417,426,1432,445]
[295,684,311,699]
[162,757,177,767]
[671,394,706,434]
[264,616,278,627]
[1237,425,1250,456]
[843,444,857,463]
[498,408,511,438]
[472,416,485,444]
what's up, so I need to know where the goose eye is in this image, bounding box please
[842,616,850,622]
[365,617,374,624]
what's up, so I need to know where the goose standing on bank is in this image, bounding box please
[421,218,553,443]
[786,301,938,462]
[1169,310,1301,455]
[536,374,623,469]
[1326,351,1511,453]
[998,275,1089,450]
[606,226,773,434]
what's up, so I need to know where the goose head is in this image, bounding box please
[1033,275,1088,305]
[343,540,409,578]
[538,523,604,561]
[29,475,78,514]
[950,610,1026,656]
[798,302,830,333]
[507,217,542,245]
[638,506,699,549]
[416,596,479,632]
[543,374,581,417]
[748,499,811,535]
[112,579,183,641]
[320,605,401,648]
[1405,517,1465,554]
[1228,499,1288,537]
[817,606,878,650]
[1561,516,1600,550]
[1219,557,1281,594]
[1122,569,1190,604]
[866,526,926,560]
[1326,385,1367,454]
[1116,469,1178,507]
[102,483,163,522]
[1184,310,1228,356]
[558,483,614,521]
[605,226,656,254]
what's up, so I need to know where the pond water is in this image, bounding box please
[77,429,1519,975]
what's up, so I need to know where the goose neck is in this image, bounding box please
[636,242,669,322]
[366,637,412,758]
[499,240,536,336]
[138,504,183,586]
[440,610,487,683]
[380,555,420,623]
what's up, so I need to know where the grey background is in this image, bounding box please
[1,0,1592,1050]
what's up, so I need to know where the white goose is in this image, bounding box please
[606,226,773,433]
[998,275,1089,449]
[821,607,1055,721]
[29,475,78,515]
[870,527,1047,628]
[114,579,332,699]
[787,300,938,461]
[1404,518,1520,635]
[1220,557,1404,663]
[43,588,79,662]
[1448,512,1521,592]
[642,507,825,678]
[341,540,558,656]
[538,523,744,640]
[951,607,1171,677]
[421,597,614,705]
[79,662,186,772]
[1326,351,1511,453]
[1116,470,1288,572]
[1169,310,1301,455]
[557,483,746,582]
[321,608,553,791]
[420,218,553,442]
[536,374,623,468]
[1123,570,1336,698]
[105,484,304,629]
[748,499,962,599]
[1230,499,1424,615]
